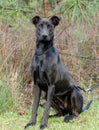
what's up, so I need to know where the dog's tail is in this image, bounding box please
[82,100,92,112]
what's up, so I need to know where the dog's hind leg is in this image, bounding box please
[49,101,63,118]
[64,87,83,123]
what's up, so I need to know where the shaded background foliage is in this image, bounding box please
[0,0,99,113]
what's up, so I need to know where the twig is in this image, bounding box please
[86,83,99,92]
[0,7,34,13]
[55,23,71,40]
[59,51,99,61]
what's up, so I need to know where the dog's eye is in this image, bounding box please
[40,24,43,28]
[47,24,51,28]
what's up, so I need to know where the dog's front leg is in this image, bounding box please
[25,85,41,129]
[40,85,55,129]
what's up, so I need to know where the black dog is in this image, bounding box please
[25,16,92,129]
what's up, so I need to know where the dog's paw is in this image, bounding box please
[64,115,76,123]
[24,120,36,129]
[64,116,71,123]
[40,124,47,130]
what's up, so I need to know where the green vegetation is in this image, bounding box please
[0,99,99,130]
[0,79,13,113]
[0,0,99,25]
[55,0,99,23]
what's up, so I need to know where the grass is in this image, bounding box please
[0,79,13,113]
[0,99,99,130]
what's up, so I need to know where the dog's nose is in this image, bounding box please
[42,35,48,39]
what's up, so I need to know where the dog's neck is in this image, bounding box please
[35,40,53,56]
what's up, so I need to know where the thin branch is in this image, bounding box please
[59,51,99,61]
[0,7,34,13]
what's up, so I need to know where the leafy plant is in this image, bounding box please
[55,0,99,23]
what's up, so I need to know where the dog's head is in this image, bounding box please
[31,16,61,42]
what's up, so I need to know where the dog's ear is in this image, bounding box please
[30,16,41,26]
[50,16,61,27]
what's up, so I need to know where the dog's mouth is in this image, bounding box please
[43,37,48,41]
[38,35,53,43]
[41,37,50,42]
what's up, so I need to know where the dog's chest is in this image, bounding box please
[32,55,52,88]
[31,51,58,90]
[34,55,48,73]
